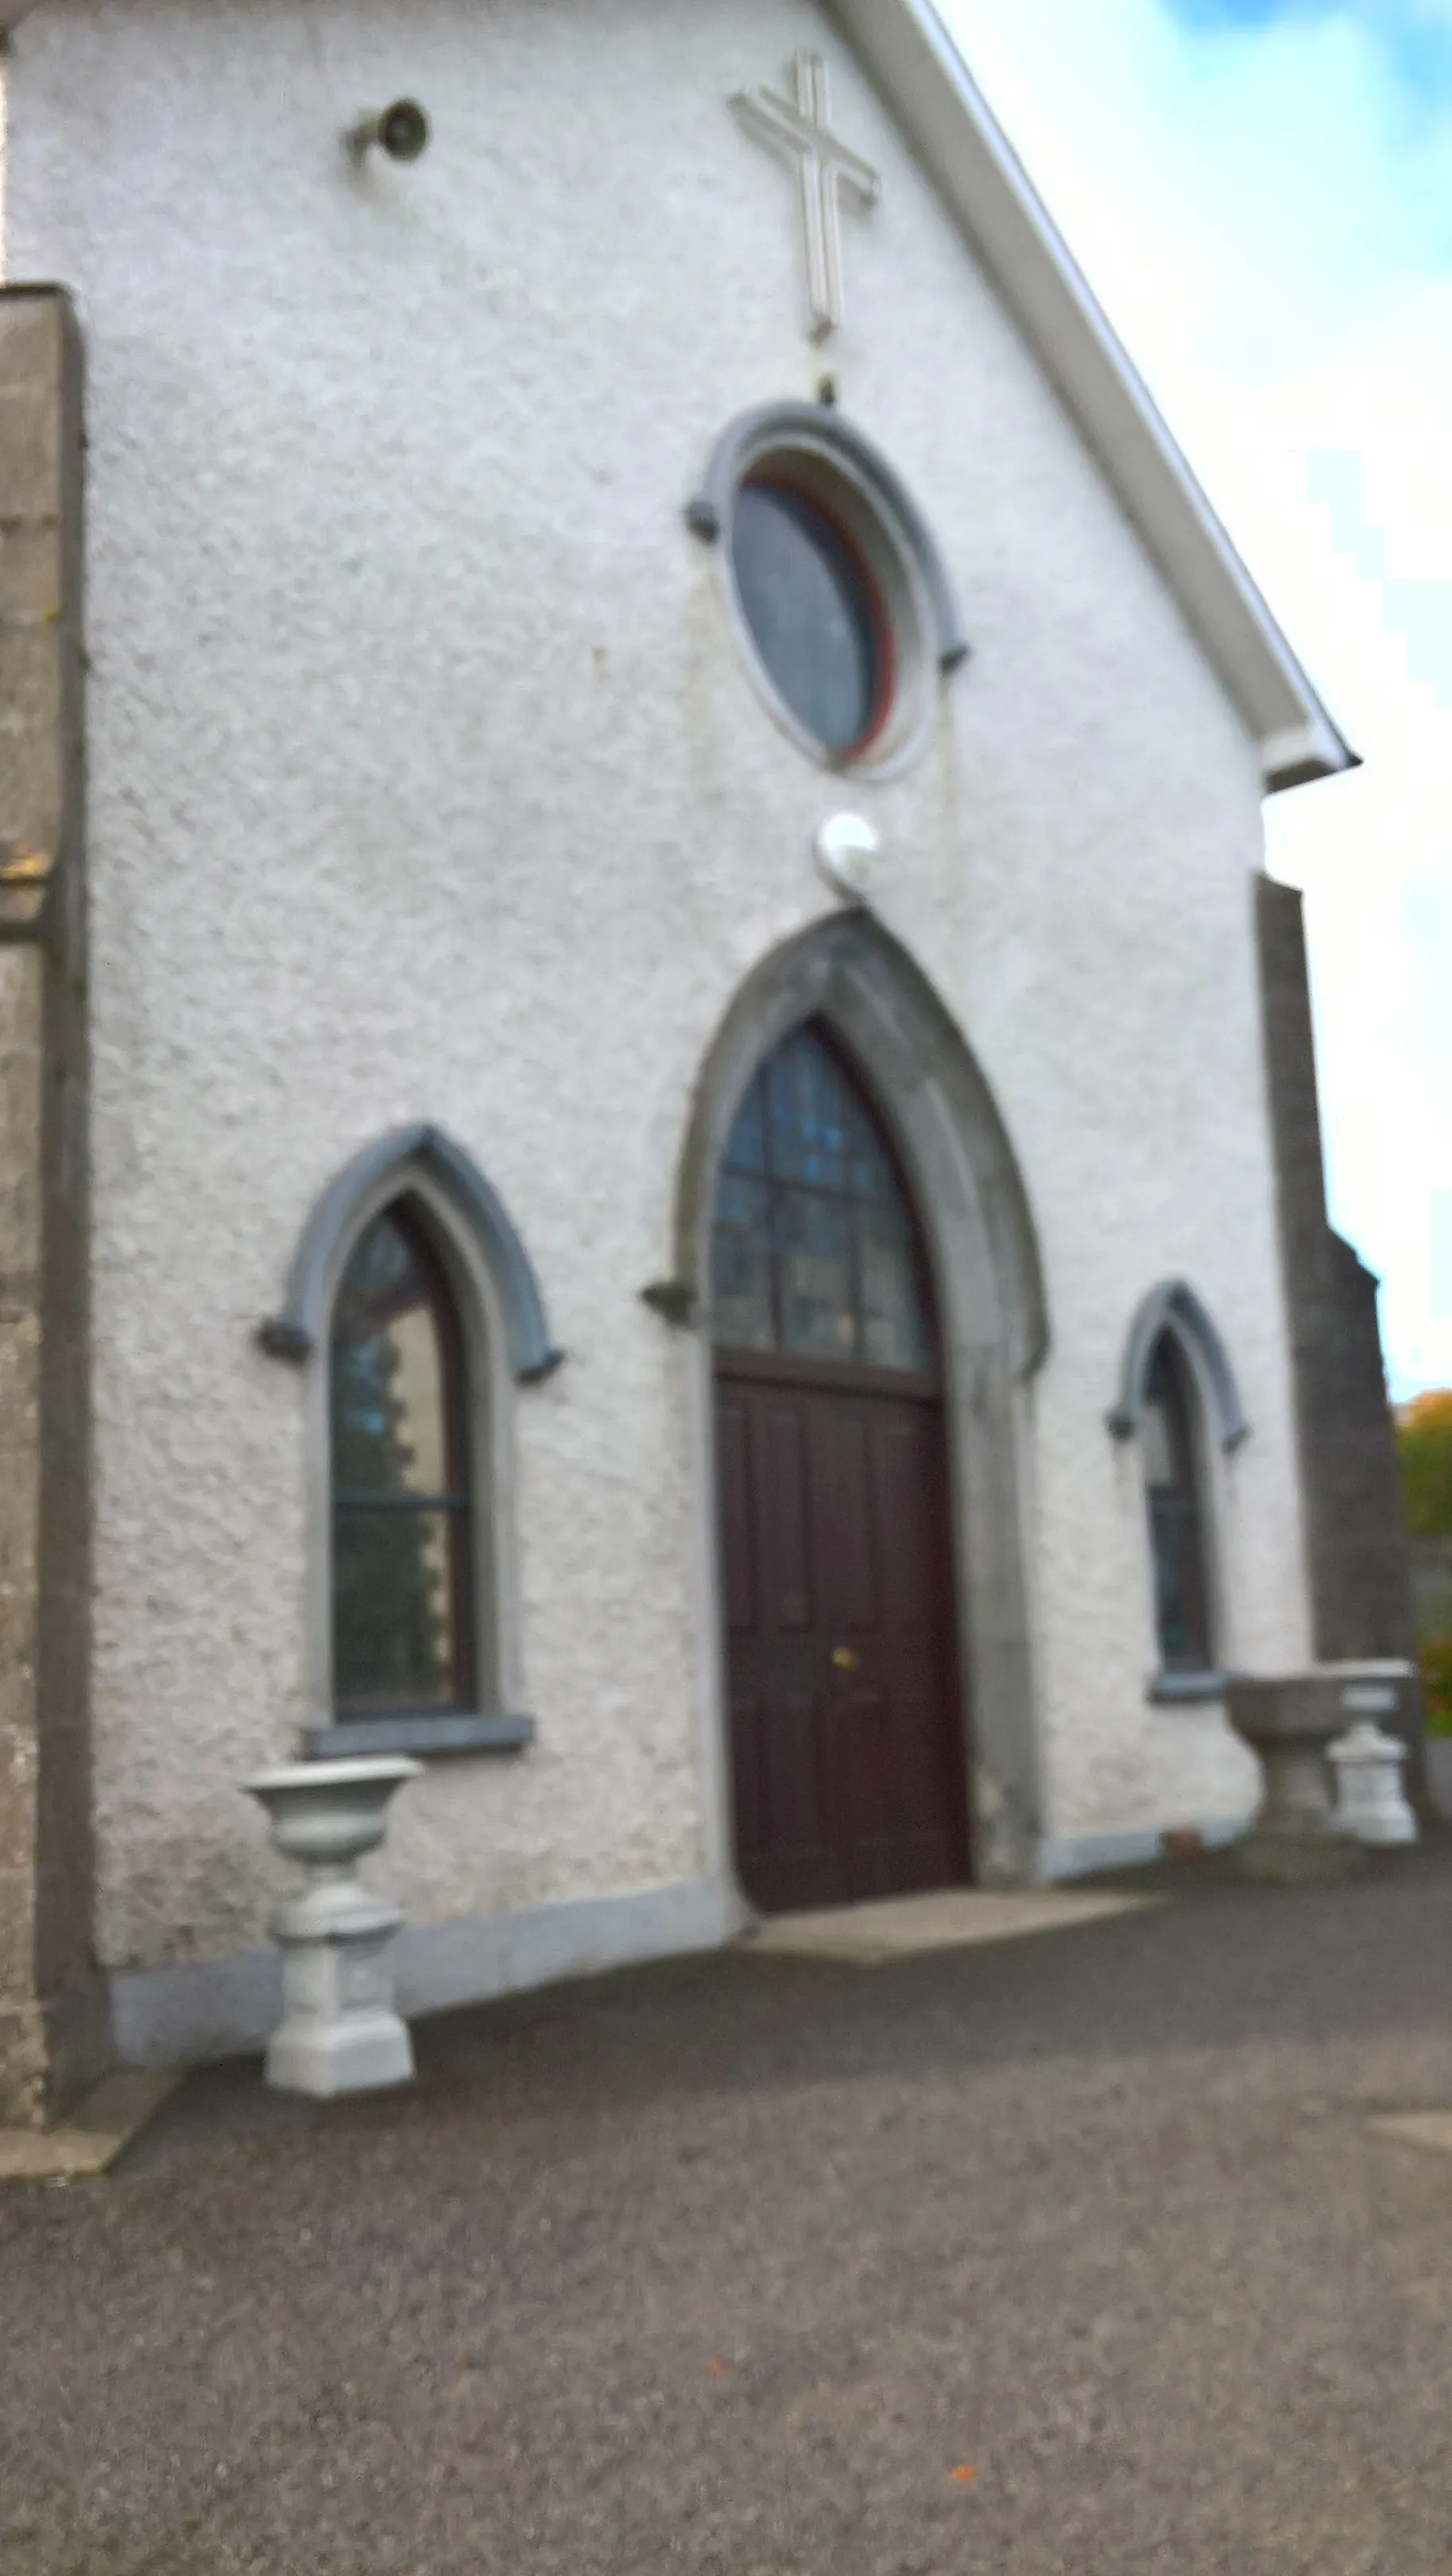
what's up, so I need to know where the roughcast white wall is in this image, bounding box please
[7,0,1296,1974]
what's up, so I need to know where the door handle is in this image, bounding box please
[831,1645,862,1673]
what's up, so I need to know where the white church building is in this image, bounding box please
[0,0,1416,2119]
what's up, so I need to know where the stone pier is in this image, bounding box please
[0,287,106,2125]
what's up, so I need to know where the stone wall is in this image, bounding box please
[0,287,102,2125]
[1254,874,1426,1781]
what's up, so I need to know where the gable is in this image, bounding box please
[828,0,1353,792]
[0,0,1354,796]
[1,0,1348,819]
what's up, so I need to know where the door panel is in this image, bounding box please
[824,1408,879,1635]
[717,1360,969,1914]
[716,1395,757,1635]
[760,1403,814,1632]
[877,1415,938,1630]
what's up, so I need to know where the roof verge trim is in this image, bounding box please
[826,0,1357,793]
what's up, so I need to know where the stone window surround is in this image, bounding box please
[687,400,969,781]
[258,1124,562,1761]
[1108,1277,1249,1709]
[652,908,1050,1890]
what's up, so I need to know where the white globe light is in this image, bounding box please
[814,810,881,901]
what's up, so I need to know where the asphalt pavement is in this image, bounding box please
[4,1839,1452,2574]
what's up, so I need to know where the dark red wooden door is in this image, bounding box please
[717,1351,969,1914]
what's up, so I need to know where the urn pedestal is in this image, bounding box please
[1328,1664,1419,1847]
[245,1757,421,2098]
[1225,1674,1366,1885]
[1330,1720,1418,1846]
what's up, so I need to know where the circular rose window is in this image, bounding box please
[730,477,892,759]
[692,405,967,781]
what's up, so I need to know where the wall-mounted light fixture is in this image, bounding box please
[345,99,430,164]
[815,811,881,904]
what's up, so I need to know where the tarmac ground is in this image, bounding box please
[4,1838,1452,2574]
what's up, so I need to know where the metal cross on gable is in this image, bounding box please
[731,51,881,343]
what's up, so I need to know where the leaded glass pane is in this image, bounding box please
[777,1187,856,1361]
[711,1172,776,1352]
[330,1204,472,1717]
[333,1505,465,1713]
[711,1024,933,1374]
[1149,1494,1200,1670]
[767,1032,852,1191]
[1140,1393,1175,1489]
[723,1081,769,1176]
[1144,1337,1211,1672]
[858,1199,931,1373]
[331,1211,455,1499]
[730,480,885,755]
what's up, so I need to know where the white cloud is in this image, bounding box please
[939,0,1452,1393]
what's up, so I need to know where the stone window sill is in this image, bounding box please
[1148,1671,1227,1707]
[303,1713,537,1761]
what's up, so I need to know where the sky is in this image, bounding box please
[939,0,1452,1399]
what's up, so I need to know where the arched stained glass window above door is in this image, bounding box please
[711,1021,933,1374]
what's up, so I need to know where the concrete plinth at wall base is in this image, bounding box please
[0,2068,177,2184]
[1036,1817,1251,1881]
[110,1878,741,2072]
[1234,1826,1367,1886]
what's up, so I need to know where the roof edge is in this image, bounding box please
[826,0,1358,796]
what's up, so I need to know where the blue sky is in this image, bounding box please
[1167,0,1452,95]
[940,0,1452,1395]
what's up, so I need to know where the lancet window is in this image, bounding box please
[329,1200,474,1719]
[1140,1331,1214,1675]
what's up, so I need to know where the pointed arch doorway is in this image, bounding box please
[711,1021,970,1913]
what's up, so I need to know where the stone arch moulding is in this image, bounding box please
[664,908,1050,1888]
[685,400,971,674]
[667,912,1047,1377]
[258,1122,565,1385]
[1106,1279,1250,1455]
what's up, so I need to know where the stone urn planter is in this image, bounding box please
[1225,1673,1366,1884]
[245,1756,421,2098]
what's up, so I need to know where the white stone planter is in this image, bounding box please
[1224,1673,1365,1883]
[1330,1720,1418,1848]
[1329,1662,1419,1849]
[245,1756,422,2098]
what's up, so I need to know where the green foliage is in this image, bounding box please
[1421,1637,1452,1737]
[1396,1391,1452,1536]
